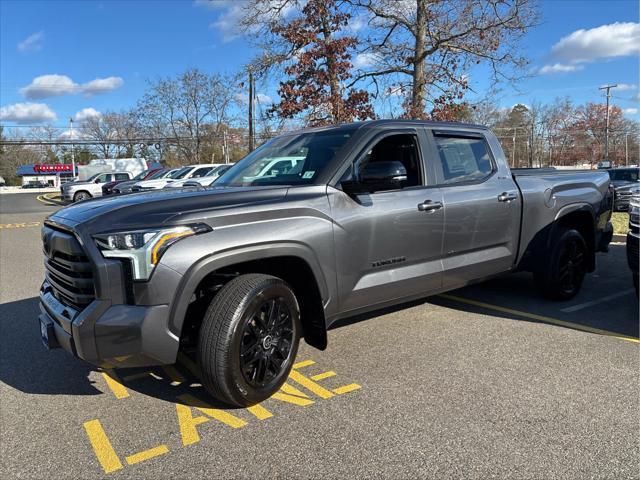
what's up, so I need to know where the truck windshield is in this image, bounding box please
[215,129,355,187]
[609,169,639,182]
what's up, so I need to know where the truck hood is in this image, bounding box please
[48,186,289,232]
[61,180,91,189]
[134,178,174,189]
[613,181,640,191]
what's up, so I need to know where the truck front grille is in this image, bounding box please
[42,224,95,311]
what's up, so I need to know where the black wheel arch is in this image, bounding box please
[518,206,597,273]
[172,250,328,352]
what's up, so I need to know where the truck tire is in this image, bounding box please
[197,273,301,407]
[534,228,587,300]
[73,191,91,202]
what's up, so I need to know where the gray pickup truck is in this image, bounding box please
[39,120,613,406]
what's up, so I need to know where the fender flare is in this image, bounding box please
[167,241,331,338]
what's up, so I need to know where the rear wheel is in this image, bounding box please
[534,228,587,300]
[73,191,91,202]
[197,274,301,407]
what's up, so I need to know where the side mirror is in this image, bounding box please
[95,178,101,183]
[344,161,407,194]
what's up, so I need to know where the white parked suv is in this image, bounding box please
[61,171,133,202]
[164,164,232,189]
[131,164,222,191]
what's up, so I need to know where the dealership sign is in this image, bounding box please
[33,164,74,173]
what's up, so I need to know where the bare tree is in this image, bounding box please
[137,69,236,163]
[351,0,538,118]
[81,113,118,158]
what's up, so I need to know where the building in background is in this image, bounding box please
[16,164,77,188]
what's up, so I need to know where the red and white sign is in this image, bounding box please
[33,164,74,173]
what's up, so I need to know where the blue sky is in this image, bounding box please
[0,0,638,131]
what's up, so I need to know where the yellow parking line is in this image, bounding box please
[246,404,273,420]
[311,371,337,381]
[439,293,640,344]
[83,420,123,474]
[0,222,40,229]
[333,383,361,395]
[36,194,58,206]
[293,359,315,369]
[162,365,185,385]
[101,370,130,399]
[288,370,334,399]
[125,445,169,465]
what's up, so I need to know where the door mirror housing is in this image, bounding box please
[343,161,407,194]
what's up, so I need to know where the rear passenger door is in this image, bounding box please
[426,129,521,289]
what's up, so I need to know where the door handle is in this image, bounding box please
[417,200,443,212]
[497,192,518,203]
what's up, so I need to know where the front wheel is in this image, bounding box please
[197,274,301,407]
[534,228,587,300]
[73,191,91,202]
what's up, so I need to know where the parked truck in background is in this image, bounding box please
[39,120,613,407]
[60,171,133,202]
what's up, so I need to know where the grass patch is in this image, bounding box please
[611,212,630,235]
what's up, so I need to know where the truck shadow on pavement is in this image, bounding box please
[331,244,639,340]
[0,297,245,408]
[0,297,102,396]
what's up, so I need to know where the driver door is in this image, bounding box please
[329,129,445,314]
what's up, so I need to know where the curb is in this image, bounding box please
[612,234,627,243]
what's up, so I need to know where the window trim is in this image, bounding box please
[333,129,426,193]
[428,130,498,187]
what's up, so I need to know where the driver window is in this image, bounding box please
[358,134,422,189]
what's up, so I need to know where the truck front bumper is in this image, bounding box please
[39,281,179,368]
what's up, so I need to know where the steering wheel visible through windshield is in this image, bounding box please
[215,129,355,187]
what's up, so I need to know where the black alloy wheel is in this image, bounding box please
[557,236,587,297]
[535,227,588,300]
[239,297,294,388]
[198,273,301,407]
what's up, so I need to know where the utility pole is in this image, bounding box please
[248,71,255,152]
[625,133,629,166]
[69,117,76,179]
[223,130,229,163]
[511,128,516,167]
[599,84,617,165]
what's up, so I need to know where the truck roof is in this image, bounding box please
[288,119,490,135]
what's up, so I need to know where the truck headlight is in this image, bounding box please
[93,224,210,280]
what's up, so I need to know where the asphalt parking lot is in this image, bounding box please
[1,193,638,479]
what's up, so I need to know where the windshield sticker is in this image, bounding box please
[302,171,315,179]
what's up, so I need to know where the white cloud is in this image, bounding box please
[353,52,379,69]
[551,22,640,63]
[81,76,124,96]
[208,2,248,43]
[344,14,367,33]
[538,63,584,75]
[20,74,124,99]
[20,74,77,99]
[58,128,85,140]
[74,107,102,122]
[18,31,45,52]
[0,102,57,123]
[623,108,639,115]
[201,0,299,43]
[615,83,637,91]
